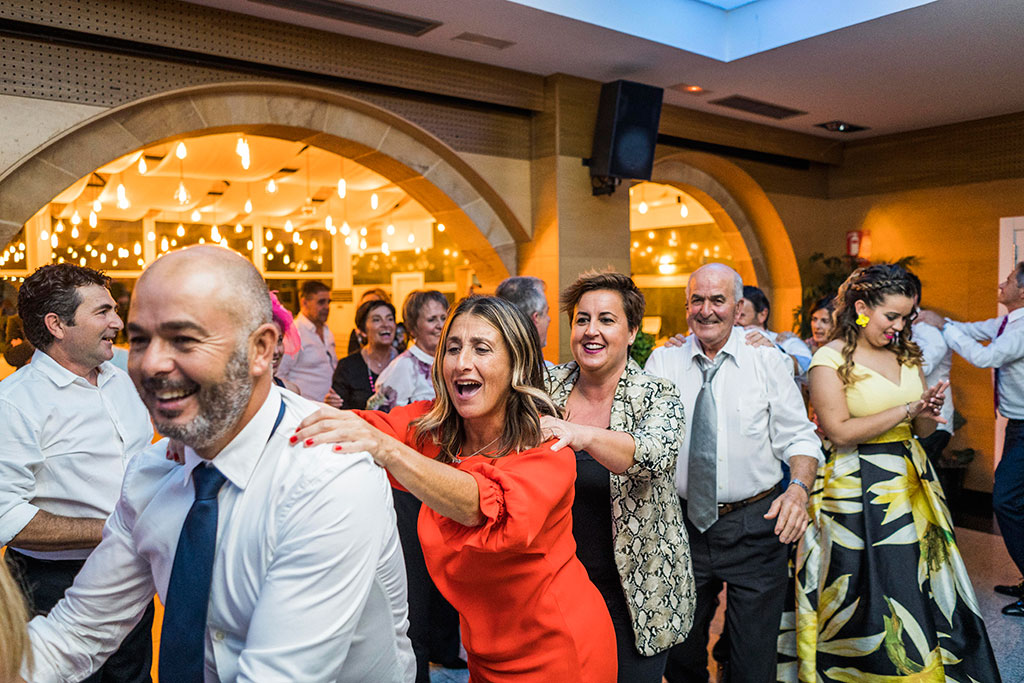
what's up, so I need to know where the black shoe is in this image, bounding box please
[994,580,1024,597]
[1001,599,1024,617]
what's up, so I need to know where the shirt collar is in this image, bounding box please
[181,386,285,492]
[408,344,434,365]
[294,313,315,331]
[1008,308,1024,324]
[30,349,115,388]
[685,327,742,367]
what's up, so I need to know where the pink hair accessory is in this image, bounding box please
[269,291,301,356]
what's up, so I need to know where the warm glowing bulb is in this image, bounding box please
[648,231,655,239]
[638,201,648,214]
[40,229,49,241]
[55,220,64,233]
[138,156,147,174]
[133,242,142,255]
[265,229,273,241]
[174,181,190,205]
[176,224,185,237]
[359,226,367,236]
[92,199,102,212]
[236,137,250,170]
[147,231,156,242]
[89,211,97,228]
[680,203,689,218]
[160,236,169,251]
[244,198,253,214]
[106,243,114,251]
[341,222,351,236]
[234,223,243,234]
[71,226,80,238]
[407,233,415,244]
[275,242,283,253]
[386,224,395,236]
[436,223,445,232]
[50,233,58,248]
[266,178,277,193]
[310,239,318,250]
[190,209,201,222]
[71,210,81,225]
[325,216,333,231]
[382,242,390,255]
[370,193,378,210]
[284,220,293,233]
[337,178,346,198]
[359,238,367,250]
[211,225,221,242]
[175,142,187,159]
[291,231,300,244]
[246,240,253,251]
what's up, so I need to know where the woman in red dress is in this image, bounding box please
[293,295,616,682]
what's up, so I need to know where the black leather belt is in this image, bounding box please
[717,486,776,516]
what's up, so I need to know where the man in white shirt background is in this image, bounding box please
[646,263,822,683]
[0,263,155,683]
[919,262,1024,616]
[277,280,338,402]
[736,284,814,379]
[495,276,553,365]
[24,246,415,682]
[906,273,955,468]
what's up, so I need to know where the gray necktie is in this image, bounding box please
[688,353,726,532]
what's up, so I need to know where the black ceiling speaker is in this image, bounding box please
[587,80,664,195]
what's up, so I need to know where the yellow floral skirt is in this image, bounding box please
[778,439,1001,682]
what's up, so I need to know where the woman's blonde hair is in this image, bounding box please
[831,263,922,385]
[0,559,31,682]
[412,296,560,463]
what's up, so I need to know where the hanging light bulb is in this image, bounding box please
[106,243,114,252]
[71,210,81,225]
[325,216,333,231]
[344,236,352,247]
[291,231,300,244]
[174,180,191,206]
[680,202,689,218]
[274,242,284,253]
[284,220,293,233]
[407,233,415,244]
[337,178,346,199]
[176,224,185,237]
[50,233,58,248]
[638,201,648,215]
[89,211,98,228]
[359,238,367,250]
[310,238,318,250]
[190,209,202,222]
[220,238,229,248]
[341,221,351,236]
[234,223,243,234]
[266,178,277,194]
[210,225,221,242]
[92,198,102,213]
[359,226,367,236]
[147,231,156,242]
[283,254,290,265]
[381,242,390,255]
[386,224,395,236]
[160,236,169,251]
[265,229,273,241]
[133,242,142,256]
[244,197,253,214]
[71,226,80,239]
[246,240,253,251]
[138,156,148,174]
[370,193,379,210]
[436,223,445,232]
[175,142,187,159]
[55,220,65,233]
[236,136,250,170]
[40,228,49,241]
[116,183,130,210]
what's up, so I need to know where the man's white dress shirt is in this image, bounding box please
[26,386,415,683]
[943,308,1024,420]
[749,328,813,378]
[277,313,337,401]
[374,344,436,407]
[913,321,955,433]
[0,349,153,560]
[645,327,822,503]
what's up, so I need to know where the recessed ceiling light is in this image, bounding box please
[670,82,709,95]
[815,120,869,133]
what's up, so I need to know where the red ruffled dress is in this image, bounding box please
[359,402,616,683]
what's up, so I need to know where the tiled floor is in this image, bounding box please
[432,524,1021,683]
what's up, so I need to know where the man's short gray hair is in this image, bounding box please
[687,263,743,302]
[495,276,547,319]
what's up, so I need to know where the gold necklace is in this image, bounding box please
[456,434,502,463]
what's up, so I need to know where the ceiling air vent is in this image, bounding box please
[709,95,806,120]
[452,32,515,50]
[248,0,442,37]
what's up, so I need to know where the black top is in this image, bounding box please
[331,351,379,411]
[571,449,621,596]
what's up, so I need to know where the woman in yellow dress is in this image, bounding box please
[791,264,1000,682]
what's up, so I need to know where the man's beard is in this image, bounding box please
[146,345,254,451]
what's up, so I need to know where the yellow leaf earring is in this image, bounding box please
[855,313,870,327]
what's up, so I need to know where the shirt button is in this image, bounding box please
[213,630,225,642]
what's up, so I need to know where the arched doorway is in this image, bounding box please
[644,151,802,333]
[0,82,526,287]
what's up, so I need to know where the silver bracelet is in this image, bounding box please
[789,479,810,495]
[905,402,912,420]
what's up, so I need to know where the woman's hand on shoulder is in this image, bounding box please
[540,415,588,452]
[290,406,398,468]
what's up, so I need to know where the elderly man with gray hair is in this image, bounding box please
[495,275,552,351]
[645,263,821,683]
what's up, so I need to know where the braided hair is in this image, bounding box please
[831,263,922,386]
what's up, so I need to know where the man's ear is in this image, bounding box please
[44,312,67,341]
[757,308,769,327]
[249,323,278,377]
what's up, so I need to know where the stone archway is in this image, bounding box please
[651,151,802,326]
[0,82,527,286]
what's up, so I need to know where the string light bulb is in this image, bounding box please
[234,223,243,234]
[116,183,130,210]
[210,225,221,243]
[341,222,351,236]
[174,181,191,206]
[638,201,648,215]
[133,242,142,256]
[70,226,80,239]
[310,238,318,251]
[337,178,346,199]
[147,231,156,242]
[175,142,187,160]
[50,233,58,248]
[71,210,81,226]
[284,220,293,233]
[92,198,102,212]
[190,209,201,222]
[138,156,147,174]
[436,223,445,232]
[236,136,250,170]
[176,224,185,237]
[88,211,98,228]
[55,220,64,233]
[370,193,379,210]
[386,224,395,236]
[266,178,277,194]
[244,198,253,214]
[161,236,170,252]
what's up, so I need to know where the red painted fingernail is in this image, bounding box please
[305,438,314,446]
[289,436,297,444]
[333,445,342,452]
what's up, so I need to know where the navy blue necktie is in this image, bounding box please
[159,464,228,683]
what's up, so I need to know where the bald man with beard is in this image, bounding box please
[22,247,415,683]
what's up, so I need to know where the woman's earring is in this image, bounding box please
[856,313,870,327]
